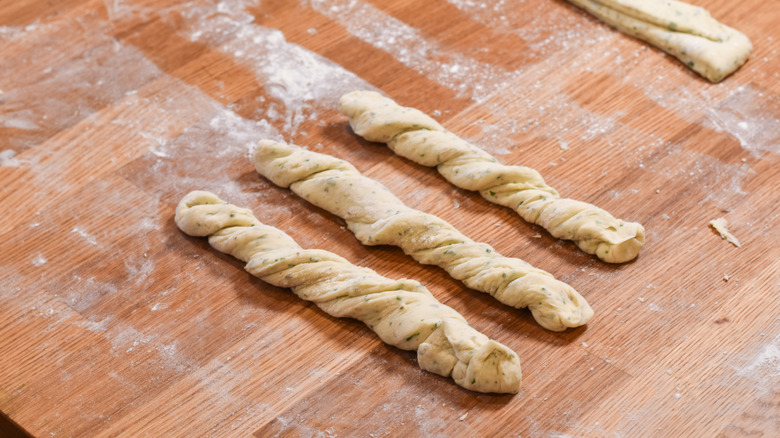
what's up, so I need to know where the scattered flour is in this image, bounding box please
[110,324,157,353]
[71,226,99,246]
[150,302,169,311]
[103,0,153,22]
[32,254,48,266]
[60,275,119,313]
[157,341,197,372]
[447,0,605,56]
[0,149,22,167]
[735,334,780,395]
[164,0,371,135]
[308,0,520,102]
[645,146,751,209]
[124,256,155,287]
[125,104,280,208]
[73,316,112,332]
[639,80,780,161]
[705,85,780,158]
[0,24,164,151]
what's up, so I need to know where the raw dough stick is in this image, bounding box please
[253,140,594,332]
[338,91,646,264]
[566,0,752,82]
[175,191,521,394]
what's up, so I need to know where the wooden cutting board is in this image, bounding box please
[1,0,778,436]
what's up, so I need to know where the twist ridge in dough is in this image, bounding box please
[338,90,645,263]
[253,140,593,331]
[175,190,521,394]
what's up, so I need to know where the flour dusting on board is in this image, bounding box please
[164,0,372,135]
[736,334,780,388]
[124,255,155,286]
[74,316,113,332]
[0,149,22,167]
[0,3,293,405]
[269,366,469,437]
[71,226,99,246]
[649,146,751,208]
[447,0,605,57]
[158,341,198,372]
[0,22,163,152]
[639,80,780,160]
[445,0,512,30]
[110,324,157,353]
[308,0,519,102]
[59,275,119,313]
[706,85,780,157]
[108,325,197,371]
[470,63,629,155]
[31,253,48,267]
[103,0,153,22]
[128,104,280,208]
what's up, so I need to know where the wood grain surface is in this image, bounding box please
[1,0,778,436]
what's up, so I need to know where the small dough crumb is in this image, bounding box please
[459,413,469,421]
[709,218,741,248]
[723,274,730,282]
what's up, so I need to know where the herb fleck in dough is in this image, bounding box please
[567,0,752,82]
[338,91,646,263]
[175,190,522,394]
[253,140,593,332]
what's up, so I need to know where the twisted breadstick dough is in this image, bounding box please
[253,140,593,332]
[176,190,521,394]
[338,91,645,263]
[566,0,751,83]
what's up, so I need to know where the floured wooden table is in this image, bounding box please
[1,0,778,436]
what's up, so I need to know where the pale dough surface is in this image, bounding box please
[338,91,645,263]
[709,217,741,248]
[253,140,593,332]
[175,190,522,394]
[567,0,752,82]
